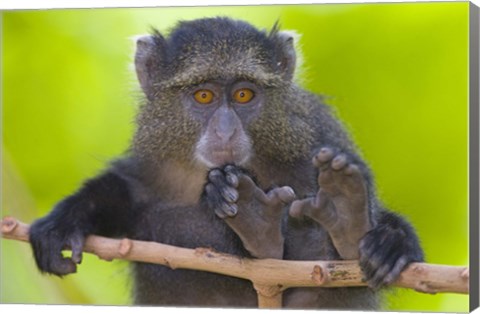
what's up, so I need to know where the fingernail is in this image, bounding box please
[224,189,239,203]
[228,204,238,216]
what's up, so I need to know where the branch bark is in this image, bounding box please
[1,216,469,308]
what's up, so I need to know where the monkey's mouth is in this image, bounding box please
[195,135,253,168]
[195,147,250,168]
[212,149,234,158]
[210,149,236,165]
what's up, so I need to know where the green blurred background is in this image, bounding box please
[1,2,469,312]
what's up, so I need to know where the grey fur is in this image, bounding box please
[127,17,380,308]
[29,17,424,310]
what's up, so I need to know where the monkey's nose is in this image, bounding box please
[213,106,238,143]
[215,127,236,143]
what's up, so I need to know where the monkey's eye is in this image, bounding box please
[193,89,214,104]
[233,88,255,104]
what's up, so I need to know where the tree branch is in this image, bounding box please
[1,216,469,308]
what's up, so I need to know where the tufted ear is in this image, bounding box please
[271,29,297,81]
[134,31,167,99]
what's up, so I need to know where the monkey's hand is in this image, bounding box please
[358,211,424,289]
[289,147,371,260]
[29,169,133,277]
[205,165,295,259]
[29,213,87,276]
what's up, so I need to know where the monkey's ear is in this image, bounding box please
[134,32,167,99]
[271,31,297,81]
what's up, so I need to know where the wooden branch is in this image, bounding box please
[1,216,469,308]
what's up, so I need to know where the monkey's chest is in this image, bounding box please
[132,202,246,255]
[130,202,257,306]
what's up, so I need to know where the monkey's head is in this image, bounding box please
[133,17,313,169]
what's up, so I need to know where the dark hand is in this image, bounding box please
[29,206,88,276]
[290,147,371,259]
[205,165,295,259]
[359,211,424,289]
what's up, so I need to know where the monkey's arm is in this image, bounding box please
[29,170,134,276]
[204,165,295,259]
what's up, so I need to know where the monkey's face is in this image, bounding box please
[133,78,263,168]
[132,18,307,168]
[183,80,263,168]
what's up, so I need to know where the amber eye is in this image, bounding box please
[233,88,255,104]
[193,89,214,104]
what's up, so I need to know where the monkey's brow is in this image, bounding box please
[154,71,284,90]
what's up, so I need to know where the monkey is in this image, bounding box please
[29,17,424,309]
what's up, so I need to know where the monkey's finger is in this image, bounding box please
[206,183,232,217]
[30,230,76,276]
[359,237,382,273]
[382,256,409,286]
[224,164,241,175]
[208,169,238,203]
[289,198,316,218]
[226,172,239,188]
[205,183,219,201]
[303,193,338,229]
[236,173,258,194]
[223,188,239,203]
[252,185,289,211]
[359,224,393,252]
[206,183,238,217]
[224,202,238,216]
[213,208,228,219]
[47,254,78,276]
[236,174,272,206]
[359,230,397,282]
[367,263,392,289]
[215,203,238,219]
[344,163,360,176]
[331,154,348,171]
[69,234,85,264]
[313,147,336,168]
[340,164,369,200]
[367,251,403,289]
[208,169,226,185]
[266,186,296,206]
[224,165,241,188]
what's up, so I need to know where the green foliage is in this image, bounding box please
[1,3,469,311]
